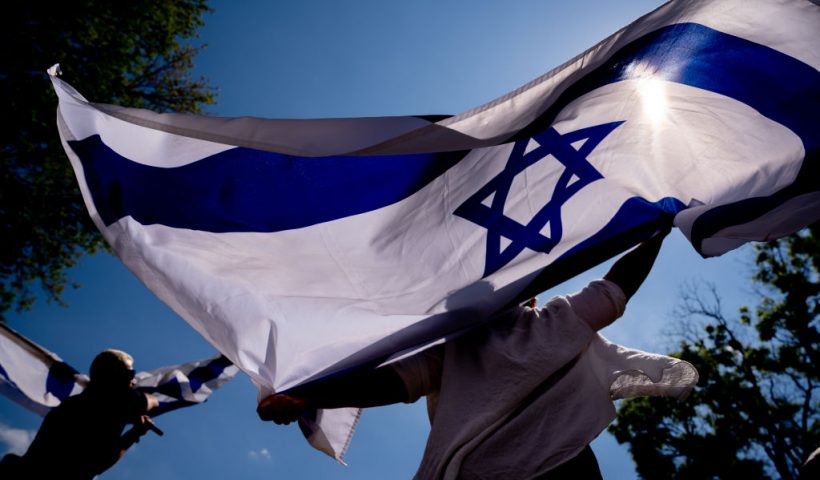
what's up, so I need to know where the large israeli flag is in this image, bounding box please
[51,0,819,460]
[0,324,238,418]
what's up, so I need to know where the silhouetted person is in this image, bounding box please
[258,228,699,478]
[1,349,159,479]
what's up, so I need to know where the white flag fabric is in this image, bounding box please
[0,324,85,416]
[50,0,819,461]
[0,324,238,418]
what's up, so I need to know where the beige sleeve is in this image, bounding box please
[390,345,444,403]
[565,279,627,331]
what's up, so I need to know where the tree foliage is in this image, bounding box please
[1,1,215,319]
[610,225,820,479]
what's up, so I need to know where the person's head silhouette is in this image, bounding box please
[89,349,135,392]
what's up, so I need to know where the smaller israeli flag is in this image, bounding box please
[0,324,238,418]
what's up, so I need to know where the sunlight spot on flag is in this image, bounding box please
[638,78,669,124]
[623,59,659,79]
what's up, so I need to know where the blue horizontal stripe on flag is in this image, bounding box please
[186,356,232,393]
[514,22,819,152]
[45,361,79,401]
[69,136,467,232]
[562,197,685,259]
[689,149,819,250]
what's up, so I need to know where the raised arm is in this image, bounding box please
[98,393,161,474]
[603,226,669,301]
[257,365,409,425]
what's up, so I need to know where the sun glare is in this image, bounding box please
[637,77,668,124]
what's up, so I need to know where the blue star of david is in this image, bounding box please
[454,121,625,277]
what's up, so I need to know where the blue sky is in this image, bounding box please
[1,1,763,478]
